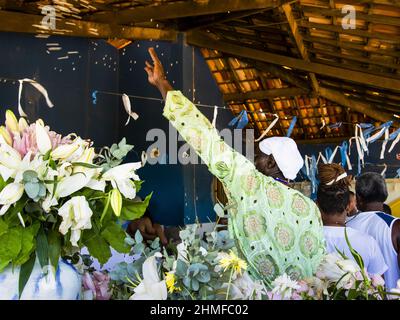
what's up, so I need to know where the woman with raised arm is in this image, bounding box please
[144,47,326,286]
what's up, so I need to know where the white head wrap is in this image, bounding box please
[259,137,304,180]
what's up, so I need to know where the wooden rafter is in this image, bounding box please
[224,88,308,101]
[88,0,284,25]
[282,3,319,92]
[0,11,177,41]
[186,31,400,92]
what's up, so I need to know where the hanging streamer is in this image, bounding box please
[380,128,390,159]
[228,110,248,130]
[328,146,339,163]
[328,122,343,129]
[366,121,393,143]
[316,152,327,165]
[255,114,279,142]
[286,116,297,137]
[320,119,326,130]
[92,90,98,105]
[381,164,387,178]
[339,141,348,168]
[389,132,400,153]
[324,147,333,163]
[122,93,139,126]
[18,78,54,117]
[212,105,218,128]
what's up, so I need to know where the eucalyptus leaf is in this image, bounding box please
[24,182,40,199]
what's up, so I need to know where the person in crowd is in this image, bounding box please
[383,203,393,215]
[127,209,168,246]
[143,47,326,286]
[317,164,387,276]
[347,172,400,289]
[348,191,359,216]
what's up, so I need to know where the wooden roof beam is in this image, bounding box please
[185,31,400,92]
[0,11,177,41]
[88,0,284,25]
[224,88,308,101]
[282,3,319,92]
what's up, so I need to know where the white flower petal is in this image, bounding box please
[35,121,52,154]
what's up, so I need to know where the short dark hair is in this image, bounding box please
[383,203,392,215]
[355,172,388,203]
[317,184,350,215]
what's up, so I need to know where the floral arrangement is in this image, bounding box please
[97,223,268,300]
[79,223,400,301]
[0,110,150,296]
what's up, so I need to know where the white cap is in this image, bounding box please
[259,137,304,180]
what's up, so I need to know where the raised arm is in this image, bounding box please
[145,47,259,190]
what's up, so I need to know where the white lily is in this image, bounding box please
[58,196,93,246]
[56,173,93,198]
[130,253,167,300]
[0,182,24,215]
[336,259,360,274]
[51,143,79,160]
[102,162,141,199]
[35,120,52,154]
[18,117,28,132]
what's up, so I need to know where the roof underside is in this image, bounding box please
[0,0,399,142]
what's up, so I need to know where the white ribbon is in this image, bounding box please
[317,152,327,164]
[255,114,279,142]
[212,105,218,127]
[381,164,387,177]
[356,125,368,152]
[367,126,386,144]
[305,155,311,177]
[18,78,54,117]
[122,93,139,126]
[389,132,400,153]
[380,128,389,160]
[328,146,339,164]
[346,152,352,171]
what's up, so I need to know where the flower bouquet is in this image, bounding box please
[103,223,267,300]
[0,110,150,298]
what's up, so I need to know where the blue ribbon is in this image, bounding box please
[389,128,400,141]
[92,90,98,105]
[228,110,248,129]
[309,155,319,200]
[324,147,333,162]
[366,121,393,143]
[396,168,400,178]
[358,123,374,129]
[340,141,348,168]
[328,122,342,129]
[286,116,297,137]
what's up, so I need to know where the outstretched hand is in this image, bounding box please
[144,47,173,100]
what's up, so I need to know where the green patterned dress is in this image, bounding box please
[164,91,326,287]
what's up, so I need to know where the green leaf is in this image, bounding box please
[0,174,6,192]
[0,228,22,263]
[134,181,143,193]
[19,252,36,298]
[36,228,49,268]
[100,192,111,224]
[71,162,101,169]
[48,230,61,272]
[0,260,9,272]
[0,219,8,237]
[120,192,152,221]
[101,222,130,254]
[14,223,40,265]
[83,230,111,265]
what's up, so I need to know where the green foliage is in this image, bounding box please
[14,223,40,265]
[23,170,46,202]
[120,192,152,221]
[48,230,61,271]
[0,228,22,269]
[83,229,111,265]
[18,253,36,298]
[36,228,49,269]
[101,222,130,254]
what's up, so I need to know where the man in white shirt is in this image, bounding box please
[346,172,400,289]
[316,164,387,276]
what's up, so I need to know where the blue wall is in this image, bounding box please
[0,32,233,226]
